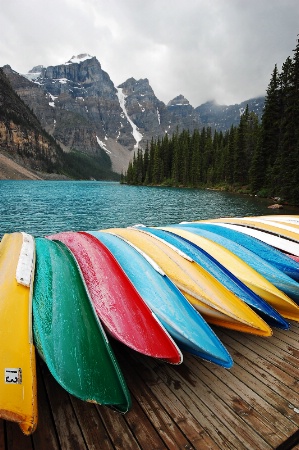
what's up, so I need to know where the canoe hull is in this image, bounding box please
[0,233,37,435]
[48,231,182,364]
[174,223,299,303]
[147,226,288,330]
[33,238,131,413]
[104,227,272,336]
[194,222,299,282]
[164,226,299,322]
[89,230,233,368]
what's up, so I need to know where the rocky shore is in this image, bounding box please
[0,153,69,180]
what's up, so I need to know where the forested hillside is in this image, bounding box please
[124,36,299,205]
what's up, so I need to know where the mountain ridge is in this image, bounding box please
[2,54,265,176]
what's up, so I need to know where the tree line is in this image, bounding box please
[123,36,299,205]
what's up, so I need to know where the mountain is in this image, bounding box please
[196,97,264,131]
[2,54,265,176]
[117,79,202,142]
[0,66,66,176]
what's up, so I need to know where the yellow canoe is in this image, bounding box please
[0,233,37,435]
[201,217,299,243]
[104,228,271,336]
[163,226,299,322]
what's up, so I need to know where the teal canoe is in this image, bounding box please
[33,238,131,413]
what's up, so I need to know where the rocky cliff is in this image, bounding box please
[3,56,129,173]
[3,54,265,176]
[0,67,64,175]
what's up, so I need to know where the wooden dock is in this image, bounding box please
[1,321,299,450]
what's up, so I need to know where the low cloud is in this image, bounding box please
[1,0,298,106]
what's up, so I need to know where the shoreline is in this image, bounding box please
[1,153,298,212]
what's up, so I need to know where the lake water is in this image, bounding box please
[0,180,295,238]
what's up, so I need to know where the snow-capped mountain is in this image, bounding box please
[3,54,264,174]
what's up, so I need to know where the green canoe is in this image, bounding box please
[33,238,131,413]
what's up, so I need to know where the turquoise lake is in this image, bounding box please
[0,180,296,238]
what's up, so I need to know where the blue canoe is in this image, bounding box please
[174,224,299,304]
[136,226,288,330]
[88,230,233,369]
[190,222,299,282]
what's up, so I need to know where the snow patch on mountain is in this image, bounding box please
[48,93,57,107]
[96,136,111,154]
[65,54,93,65]
[116,87,143,149]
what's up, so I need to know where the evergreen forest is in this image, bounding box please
[123,36,299,206]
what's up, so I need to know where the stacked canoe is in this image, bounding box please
[1,214,299,433]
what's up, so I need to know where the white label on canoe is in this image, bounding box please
[5,368,22,384]
[16,233,35,286]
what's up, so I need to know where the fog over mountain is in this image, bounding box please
[0,0,298,107]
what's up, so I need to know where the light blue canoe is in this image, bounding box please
[135,226,289,330]
[87,230,233,369]
[174,224,299,304]
[189,222,299,282]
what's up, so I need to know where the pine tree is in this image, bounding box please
[171,130,180,185]
[261,64,281,176]
[143,142,149,184]
[234,106,249,185]
[190,129,201,186]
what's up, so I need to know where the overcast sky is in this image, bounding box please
[1,0,298,106]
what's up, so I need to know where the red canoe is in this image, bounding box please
[48,231,182,364]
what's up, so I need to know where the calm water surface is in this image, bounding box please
[0,180,296,238]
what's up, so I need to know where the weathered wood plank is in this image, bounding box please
[122,394,169,450]
[223,332,299,391]
[272,325,299,349]
[5,423,33,450]
[176,359,273,450]
[117,347,199,450]
[247,336,299,380]
[116,351,177,449]
[263,339,299,367]
[217,332,299,428]
[97,405,141,450]
[2,319,299,449]
[140,356,249,449]
[32,359,60,450]
[41,362,87,450]
[69,397,114,450]
[0,420,5,450]
[125,350,216,450]
[189,356,286,448]
[197,354,291,438]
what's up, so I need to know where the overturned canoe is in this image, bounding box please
[89,230,233,368]
[174,223,299,303]
[193,222,299,282]
[201,222,299,263]
[143,226,288,330]
[164,226,299,322]
[104,227,272,336]
[254,215,299,227]
[0,232,37,435]
[207,217,299,243]
[48,231,182,364]
[33,237,131,413]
